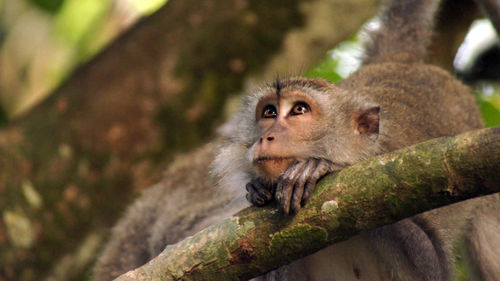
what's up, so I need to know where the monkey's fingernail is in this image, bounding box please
[256,198,264,205]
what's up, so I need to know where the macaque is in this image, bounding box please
[93,0,500,280]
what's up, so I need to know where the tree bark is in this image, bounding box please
[114,127,500,281]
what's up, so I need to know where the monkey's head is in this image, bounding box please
[213,77,382,187]
[251,83,327,180]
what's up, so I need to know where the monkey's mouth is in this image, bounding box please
[255,156,294,163]
[254,156,296,181]
[254,156,296,167]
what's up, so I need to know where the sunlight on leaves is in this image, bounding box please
[126,0,167,16]
[53,0,110,46]
[28,0,64,13]
[305,35,362,83]
[476,84,500,127]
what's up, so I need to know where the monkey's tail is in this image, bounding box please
[362,0,441,65]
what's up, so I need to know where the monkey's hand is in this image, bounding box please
[246,178,276,207]
[276,159,340,215]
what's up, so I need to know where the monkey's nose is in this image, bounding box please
[259,137,274,144]
[259,136,275,143]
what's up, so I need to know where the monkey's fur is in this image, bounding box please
[93,0,500,280]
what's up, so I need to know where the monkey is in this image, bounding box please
[92,0,500,280]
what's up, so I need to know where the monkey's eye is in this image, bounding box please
[262,105,278,118]
[291,102,310,115]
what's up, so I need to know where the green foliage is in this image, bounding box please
[305,53,342,83]
[53,0,112,60]
[128,0,167,16]
[305,36,362,83]
[28,0,64,13]
[478,96,500,127]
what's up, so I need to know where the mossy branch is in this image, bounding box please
[114,127,500,281]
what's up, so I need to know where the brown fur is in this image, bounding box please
[93,0,500,280]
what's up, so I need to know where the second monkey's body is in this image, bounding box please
[93,0,500,280]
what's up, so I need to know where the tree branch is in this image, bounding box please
[114,127,500,281]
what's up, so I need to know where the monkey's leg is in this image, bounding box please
[276,159,340,215]
[370,218,450,281]
[466,194,500,281]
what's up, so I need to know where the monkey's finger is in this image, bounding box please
[245,186,262,206]
[245,182,252,192]
[301,159,333,203]
[276,179,294,215]
[245,192,255,205]
[291,160,318,214]
[248,181,273,201]
[277,163,306,215]
[245,183,268,206]
[255,187,273,204]
[277,170,298,214]
[247,192,265,206]
[290,183,305,215]
[301,178,317,206]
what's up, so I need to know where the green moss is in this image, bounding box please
[269,225,327,258]
[385,192,404,216]
[342,194,353,204]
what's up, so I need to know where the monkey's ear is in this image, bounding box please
[352,106,380,136]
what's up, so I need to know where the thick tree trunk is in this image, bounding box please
[115,127,500,281]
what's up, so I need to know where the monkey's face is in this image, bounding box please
[252,90,327,181]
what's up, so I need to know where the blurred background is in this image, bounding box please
[0,0,499,280]
[1,0,166,118]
